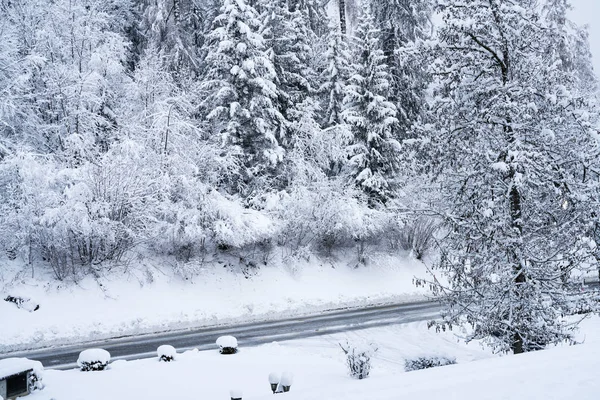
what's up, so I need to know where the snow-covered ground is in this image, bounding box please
[0,255,431,352]
[24,316,600,400]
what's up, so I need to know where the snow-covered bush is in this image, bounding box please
[157,345,177,362]
[4,295,39,312]
[77,349,111,371]
[339,341,377,380]
[28,361,45,392]
[404,356,456,372]
[230,389,243,400]
[397,217,438,260]
[216,335,238,354]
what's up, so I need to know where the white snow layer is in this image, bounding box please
[77,349,111,366]
[0,358,43,379]
[0,255,431,352]
[22,317,600,400]
[157,345,177,360]
[217,335,238,349]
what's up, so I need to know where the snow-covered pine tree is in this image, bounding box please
[420,0,600,354]
[319,20,351,128]
[291,0,329,37]
[259,0,315,129]
[371,0,433,138]
[342,2,400,206]
[199,0,286,195]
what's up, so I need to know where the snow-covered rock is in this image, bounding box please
[157,345,177,362]
[217,335,238,354]
[77,349,111,371]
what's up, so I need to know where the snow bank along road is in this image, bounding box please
[2,301,440,369]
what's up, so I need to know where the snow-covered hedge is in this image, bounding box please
[157,345,177,362]
[217,335,238,354]
[404,356,456,372]
[339,341,377,380]
[77,349,111,371]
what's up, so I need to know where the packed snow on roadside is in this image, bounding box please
[0,254,432,352]
[23,317,600,400]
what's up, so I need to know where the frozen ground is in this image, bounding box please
[0,254,431,352]
[25,316,600,400]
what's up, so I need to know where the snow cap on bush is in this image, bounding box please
[77,349,111,371]
[157,345,177,362]
[217,335,238,354]
[230,389,243,399]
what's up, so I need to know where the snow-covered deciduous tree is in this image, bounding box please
[199,0,286,196]
[342,3,400,205]
[419,0,600,354]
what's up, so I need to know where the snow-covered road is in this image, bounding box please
[3,301,440,369]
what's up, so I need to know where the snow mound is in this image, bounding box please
[217,335,238,354]
[0,357,43,379]
[157,345,177,362]
[230,389,243,399]
[77,349,111,371]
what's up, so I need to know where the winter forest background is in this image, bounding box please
[1,0,600,354]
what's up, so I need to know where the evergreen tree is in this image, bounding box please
[342,3,400,205]
[371,0,433,137]
[419,0,600,354]
[259,0,315,129]
[199,0,286,195]
[319,20,351,128]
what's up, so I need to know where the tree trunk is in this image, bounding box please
[512,332,524,354]
[339,0,347,34]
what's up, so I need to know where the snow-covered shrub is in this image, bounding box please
[28,361,45,392]
[277,180,388,261]
[77,349,111,371]
[157,345,177,362]
[229,389,243,400]
[339,341,377,380]
[4,295,39,312]
[0,148,157,280]
[404,356,456,372]
[398,217,438,260]
[216,335,238,354]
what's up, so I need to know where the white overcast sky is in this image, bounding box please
[569,0,600,76]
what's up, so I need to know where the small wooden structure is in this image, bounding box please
[0,358,36,399]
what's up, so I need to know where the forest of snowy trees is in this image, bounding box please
[1,0,599,354]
